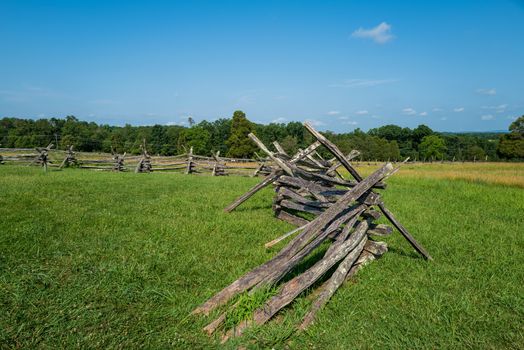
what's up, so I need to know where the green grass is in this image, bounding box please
[0,166,523,349]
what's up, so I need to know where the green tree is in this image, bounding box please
[419,135,447,160]
[226,111,257,158]
[497,115,524,159]
[509,115,524,135]
[178,127,211,155]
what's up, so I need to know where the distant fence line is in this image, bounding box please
[0,147,498,176]
[0,148,273,177]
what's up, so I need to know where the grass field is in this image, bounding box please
[1,165,523,349]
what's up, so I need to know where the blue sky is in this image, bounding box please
[1,0,523,132]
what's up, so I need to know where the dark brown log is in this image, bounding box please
[224,171,283,213]
[377,202,433,260]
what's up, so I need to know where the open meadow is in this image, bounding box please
[1,164,523,349]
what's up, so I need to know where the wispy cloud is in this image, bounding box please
[329,78,397,88]
[338,116,349,120]
[272,117,287,123]
[482,104,507,113]
[419,111,428,116]
[355,110,369,115]
[305,119,326,127]
[402,107,417,116]
[327,110,340,115]
[454,107,465,112]
[351,22,394,44]
[440,117,447,121]
[432,107,443,112]
[343,120,358,126]
[476,88,496,96]
[481,114,494,120]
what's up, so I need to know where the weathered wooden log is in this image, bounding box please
[377,202,433,260]
[367,223,393,236]
[344,240,388,283]
[304,122,363,182]
[224,170,283,213]
[248,133,294,176]
[290,141,322,162]
[362,209,382,220]
[273,141,287,155]
[258,203,368,288]
[325,150,360,177]
[278,199,324,216]
[151,166,187,171]
[264,222,311,249]
[185,146,194,174]
[275,210,310,227]
[275,187,331,208]
[226,220,370,339]
[279,163,393,260]
[299,235,368,330]
[293,168,387,189]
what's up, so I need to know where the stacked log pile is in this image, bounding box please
[112,151,126,172]
[59,145,78,169]
[211,151,227,176]
[135,140,153,173]
[193,122,431,341]
[30,143,54,172]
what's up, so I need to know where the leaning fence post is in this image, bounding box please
[186,146,194,174]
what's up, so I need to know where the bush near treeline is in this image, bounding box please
[1,112,522,161]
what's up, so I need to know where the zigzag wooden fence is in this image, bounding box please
[0,146,270,176]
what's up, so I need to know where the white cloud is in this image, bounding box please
[440,117,447,121]
[419,111,428,116]
[343,120,358,126]
[351,22,394,44]
[305,119,326,127]
[338,116,349,120]
[402,107,417,115]
[454,107,465,112]
[272,117,287,123]
[482,104,507,113]
[355,110,369,115]
[327,110,340,115]
[476,88,496,96]
[329,78,397,88]
[481,115,494,120]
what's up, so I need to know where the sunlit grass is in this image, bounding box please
[352,161,524,188]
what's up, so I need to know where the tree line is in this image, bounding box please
[1,111,523,161]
